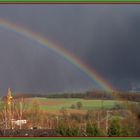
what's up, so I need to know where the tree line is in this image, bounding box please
[47,91,140,102]
[3,90,140,102]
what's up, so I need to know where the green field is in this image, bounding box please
[37,98,120,111]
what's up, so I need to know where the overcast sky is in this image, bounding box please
[0,4,140,94]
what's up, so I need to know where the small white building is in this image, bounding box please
[11,119,27,126]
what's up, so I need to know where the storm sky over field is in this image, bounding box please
[0,4,140,94]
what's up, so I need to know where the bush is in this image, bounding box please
[70,104,76,109]
[86,121,102,136]
[56,121,81,136]
[76,102,83,109]
[113,103,124,110]
[108,119,121,136]
[70,113,83,122]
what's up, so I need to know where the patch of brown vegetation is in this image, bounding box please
[39,100,66,106]
[45,109,87,116]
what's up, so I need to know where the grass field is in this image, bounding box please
[36,98,120,112]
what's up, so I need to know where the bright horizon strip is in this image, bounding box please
[0,19,114,93]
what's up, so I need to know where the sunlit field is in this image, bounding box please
[37,98,120,111]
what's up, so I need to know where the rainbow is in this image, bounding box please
[0,19,114,92]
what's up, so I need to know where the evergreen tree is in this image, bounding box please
[86,121,101,136]
[76,102,83,109]
[108,119,121,136]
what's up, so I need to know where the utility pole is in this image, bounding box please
[56,116,58,128]
[97,111,100,129]
[19,101,22,129]
[106,111,112,134]
[19,99,23,129]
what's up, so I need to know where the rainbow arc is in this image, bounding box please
[0,19,114,92]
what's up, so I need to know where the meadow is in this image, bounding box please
[36,98,120,112]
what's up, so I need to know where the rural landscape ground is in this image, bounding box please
[0,89,140,137]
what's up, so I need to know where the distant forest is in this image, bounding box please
[8,90,140,102]
[47,91,140,102]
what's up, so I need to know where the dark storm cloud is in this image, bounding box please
[0,4,140,94]
[85,10,140,90]
[0,27,96,94]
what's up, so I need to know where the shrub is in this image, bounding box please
[108,119,121,136]
[76,102,83,109]
[70,104,76,109]
[86,121,102,136]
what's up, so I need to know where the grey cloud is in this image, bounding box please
[0,5,140,93]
